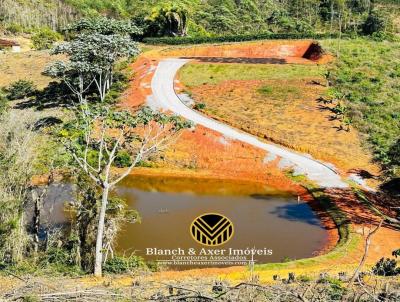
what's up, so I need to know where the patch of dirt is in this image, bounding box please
[323,188,400,265]
[119,55,158,109]
[148,125,305,193]
[159,40,332,64]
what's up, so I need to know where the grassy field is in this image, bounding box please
[178,59,378,175]
[321,38,400,177]
[179,63,325,86]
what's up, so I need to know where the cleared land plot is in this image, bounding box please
[179,63,324,86]
[178,62,378,174]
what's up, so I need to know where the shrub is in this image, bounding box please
[298,275,312,282]
[372,257,400,276]
[194,103,206,110]
[114,150,132,168]
[143,32,343,45]
[5,23,24,34]
[362,11,386,35]
[32,28,62,50]
[327,280,346,300]
[257,86,273,95]
[103,256,145,274]
[45,247,73,265]
[5,80,37,100]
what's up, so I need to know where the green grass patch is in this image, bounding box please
[179,63,324,87]
[320,38,400,176]
[257,85,301,99]
[257,85,273,95]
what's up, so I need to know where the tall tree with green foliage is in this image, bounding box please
[144,4,189,36]
[46,33,139,103]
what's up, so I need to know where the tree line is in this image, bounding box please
[0,0,397,37]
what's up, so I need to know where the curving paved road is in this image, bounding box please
[150,58,348,188]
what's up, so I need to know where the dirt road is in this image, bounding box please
[150,58,348,188]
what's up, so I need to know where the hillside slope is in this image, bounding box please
[0,0,79,31]
[1,0,398,35]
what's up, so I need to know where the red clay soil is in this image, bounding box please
[323,188,400,265]
[159,40,332,64]
[119,56,158,108]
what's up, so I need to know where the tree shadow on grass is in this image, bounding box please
[33,117,63,130]
[13,82,75,110]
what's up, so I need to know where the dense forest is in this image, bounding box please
[0,0,399,36]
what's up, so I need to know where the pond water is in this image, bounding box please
[114,176,329,268]
[40,176,330,269]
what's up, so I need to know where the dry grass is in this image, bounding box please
[0,50,61,89]
[179,62,379,175]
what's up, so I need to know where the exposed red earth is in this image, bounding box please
[158,40,331,64]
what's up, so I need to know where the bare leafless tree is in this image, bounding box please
[61,103,190,277]
[348,219,384,288]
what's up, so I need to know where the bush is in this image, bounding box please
[372,257,400,276]
[5,80,37,100]
[393,248,400,258]
[103,256,145,274]
[193,103,206,110]
[143,32,343,45]
[257,86,273,95]
[114,150,132,168]
[362,11,386,35]
[32,28,62,50]
[5,23,24,34]
[45,247,73,265]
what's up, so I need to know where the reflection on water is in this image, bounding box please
[39,176,329,268]
[115,176,329,267]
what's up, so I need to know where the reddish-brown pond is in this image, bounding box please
[40,176,329,269]
[114,176,329,269]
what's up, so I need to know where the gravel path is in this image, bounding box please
[150,58,348,188]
